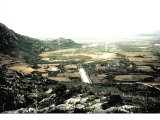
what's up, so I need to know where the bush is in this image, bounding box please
[54,84,67,105]
[108,94,123,106]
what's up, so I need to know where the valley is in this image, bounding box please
[1,23,160,113]
[31,40,160,89]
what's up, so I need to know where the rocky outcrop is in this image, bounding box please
[4,93,140,113]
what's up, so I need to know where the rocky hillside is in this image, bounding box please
[1,66,160,113]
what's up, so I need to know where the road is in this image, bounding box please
[78,68,92,84]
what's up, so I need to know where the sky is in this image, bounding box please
[0,0,160,41]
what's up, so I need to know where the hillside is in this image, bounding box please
[43,37,82,51]
[0,23,81,64]
[0,23,19,54]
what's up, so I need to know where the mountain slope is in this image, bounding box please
[0,23,81,64]
[0,23,19,54]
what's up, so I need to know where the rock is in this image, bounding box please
[55,104,75,113]
[28,108,36,113]
[45,88,53,94]
[80,97,88,103]
[77,94,84,97]
[95,99,101,102]
[88,103,106,113]
[88,102,93,106]
[38,94,56,108]
[42,105,56,113]
[6,108,36,113]
[87,95,95,102]
[76,104,85,109]
[105,105,140,113]
[74,104,87,113]
[65,97,81,104]
[29,93,38,98]
[47,107,56,113]
[100,97,107,101]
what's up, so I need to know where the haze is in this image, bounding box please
[0,0,160,42]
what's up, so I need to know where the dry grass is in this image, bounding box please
[39,49,77,58]
[114,74,153,82]
[90,74,107,83]
[39,48,117,63]
[37,64,59,72]
[65,64,77,70]
[47,77,71,82]
[128,57,157,63]
[56,72,80,77]
[133,62,160,66]
[123,52,154,57]
[137,66,155,72]
[122,52,158,64]
[9,63,34,74]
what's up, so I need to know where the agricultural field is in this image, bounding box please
[9,63,34,74]
[34,40,160,91]
[116,40,160,88]
[37,45,120,82]
[114,75,154,82]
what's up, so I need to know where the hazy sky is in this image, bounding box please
[0,0,160,41]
